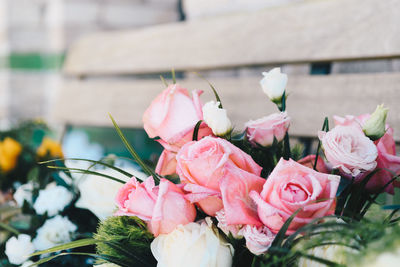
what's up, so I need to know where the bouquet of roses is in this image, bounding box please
[30,69,400,267]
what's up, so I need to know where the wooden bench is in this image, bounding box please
[52,0,400,141]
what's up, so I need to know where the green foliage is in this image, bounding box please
[94,216,156,267]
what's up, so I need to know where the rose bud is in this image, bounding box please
[362,104,389,141]
[260,68,287,104]
[245,112,290,147]
[202,101,232,136]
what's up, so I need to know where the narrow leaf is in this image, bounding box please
[30,238,98,256]
[0,222,20,235]
[109,114,160,182]
[271,208,302,247]
[192,120,203,141]
[47,166,127,184]
[192,72,223,108]
[171,68,176,84]
[313,117,329,170]
[160,75,168,87]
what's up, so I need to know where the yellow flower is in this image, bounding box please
[37,137,64,159]
[0,137,23,172]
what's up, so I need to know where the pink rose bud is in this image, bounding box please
[115,177,196,236]
[176,136,263,216]
[239,225,275,255]
[318,125,378,177]
[245,112,290,147]
[143,84,212,175]
[250,158,340,234]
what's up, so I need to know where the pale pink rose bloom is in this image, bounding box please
[298,155,329,174]
[245,112,290,147]
[334,114,400,193]
[115,177,196,236]
[143,84,212,175]
[240,225,276,255]
[250,158,340,234]
[318,125,378,177]
[176,136,263,216]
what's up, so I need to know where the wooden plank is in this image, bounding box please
[63,0,400,76]
[53,73,400,140]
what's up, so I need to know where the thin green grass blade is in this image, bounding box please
[0,222,20,235]
[47,166,127,184]
[271,208,302,247]
[41,158,134,179]
[192,72,223,108]
[160,75,168,87]
[30,238,98,256]
[313,117,329,170]
[171,68,176,84]
[109,114,159,182]
[192,120,203,141]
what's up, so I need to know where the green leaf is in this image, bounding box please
[192,72,223,108]
[271,208,302,247]
[171,68,176,84]
[313,117,329,170]
[41,158,135,180]
[160,75,168,87]
[30,238,98,256]
[0,221,20,235]
[109,114,160,183]
[192,120,203,141]
[47,166,127,184]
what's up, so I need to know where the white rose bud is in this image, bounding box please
[33,183,73,216]
[260,68,288,104]
[363,104,389,141]
[5,234,35,265]
[202,101,232,136]
[151,221,234,267]
[14,182,34,207]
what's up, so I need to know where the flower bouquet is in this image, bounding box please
[30,69,400,267]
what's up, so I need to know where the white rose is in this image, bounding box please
[260,68,287,103]
[75,167,143,220]
[14,182,34,207]
[5,234,35,265]
[33,215,77,251]
[202,101,232,136]
[151,221,234,267]
[33,183,73,216]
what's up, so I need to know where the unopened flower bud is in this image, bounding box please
[363,104,389,141]
[202,101,232,136]
[260,68,287,104]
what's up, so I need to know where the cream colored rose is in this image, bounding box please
[298,245,348,267]
[260,68,287,103]
[151,221,234,267]
[202,101,232,136]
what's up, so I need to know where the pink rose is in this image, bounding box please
[115,177,196,236]
[240,225,275,255]
[250,158,340,234]
[143,84,212,175]
[245,112,290,147]
[298,155,329,174]
[176,136,263,217]
[318,125,378,177]
[334,114,400,193]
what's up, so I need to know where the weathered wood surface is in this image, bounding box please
[53,72,400,140]
[63,0,400,76]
